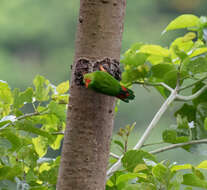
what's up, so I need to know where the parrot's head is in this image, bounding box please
[83,73,94,88]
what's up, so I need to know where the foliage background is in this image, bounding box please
[1,0,207,171]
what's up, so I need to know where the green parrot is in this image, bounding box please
[83,69,135,103]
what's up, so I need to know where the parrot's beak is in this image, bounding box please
[84,79,91,88]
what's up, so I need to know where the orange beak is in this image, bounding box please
[85,79,91,88]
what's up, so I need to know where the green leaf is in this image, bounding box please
[32,136,48,157]
[183,56,207,74]
[121,43,148,67]
[192,168,205,180]
[33,75,51,101]
[122,184,143,190]
[152,163,169,182]
[18,147,39,168]
[113,140,124,150]
[197,160,207,169]
[163,70,177,89]
[0,165,22,180]
[121,63,150,85]
[182,173,207,188]
[116,173,143,185]
[195,103,207,138]
[16,120,53,140]
[171,164,192,172]
[205,118,207,131]
[0,129,22,152]
[174,104,196,122]
[192,82,207,106]
[30,187,48,190]
[151,63,175,79]
[139,45,169,57]
[108,171,125,187]
[39,162,51,173]
[50,135,63,150]
[0,180,17,190]
[52,94,69,104]
[133,163,148,173]
[48,101,66,121]
[190,47,207,58]
[163,14,200,32]
[13,87,33,109]
[39,165,58,185]
[122,150,156,172]
[26,169,37,183]
[56,81,69,94]
[0,81,13,117]
[170,36,194,63]
[162,129,189,144]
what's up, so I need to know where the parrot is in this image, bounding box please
[83,67,135,103]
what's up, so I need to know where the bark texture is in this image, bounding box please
[57,0,126,189]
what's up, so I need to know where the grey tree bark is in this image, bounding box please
[57,0,126,189]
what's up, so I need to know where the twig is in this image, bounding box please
[179,75,207,92]
[150,139,207,154]
[142,141,166,147]
[107,89,178,177]
[133,90,177,150]
[110,152,120,159]
[51,131,65,135]
[133,81,173,92]
[176,85,207,101]
[0,111,48,131]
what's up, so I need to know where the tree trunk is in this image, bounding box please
[57,0,126,189]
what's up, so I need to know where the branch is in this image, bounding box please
[150,139,207,154]
[176,85,207,101]
[110,152,120,159]
[51,131,65,135]
[179,75,207,92]
[142,141,166,147]
[133,81,173,92]
[133,89,177,150]
[107,89,178,177]
[0,111,48,131]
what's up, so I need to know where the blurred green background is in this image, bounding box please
[1,0,207,166]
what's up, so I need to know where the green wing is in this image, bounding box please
[90,71,121,96]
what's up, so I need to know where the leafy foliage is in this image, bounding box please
[1,14,207,189]
[107,14,207,189]
[0,76,68,189]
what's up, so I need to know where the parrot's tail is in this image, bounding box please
[116,86,135,103]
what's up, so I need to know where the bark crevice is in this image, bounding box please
[74,58,122,86]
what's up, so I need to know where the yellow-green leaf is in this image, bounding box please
[139,45,169,57]
[171,164,192,171]
[32,136,47,157]
[106,179,114,187]
[0,81,13,117]
[163,14,200,33]
[197,160,207,169]
[39,163,51,173]
[133,163,148,173]
[50,135,64,150]
[56,81,69,94]
[116,173,146,185]
[182,32,196,42]
[33,75,51,101]
[190,47,207,58]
